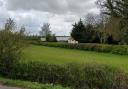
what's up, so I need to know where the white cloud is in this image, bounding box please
[0,0,100,35]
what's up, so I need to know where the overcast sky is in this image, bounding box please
[0,0,100,35]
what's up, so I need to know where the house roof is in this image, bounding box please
[41,36,70,37]
[56,36,70,37]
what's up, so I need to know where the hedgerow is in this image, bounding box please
[0,61,128,89]
[39,42,128,55]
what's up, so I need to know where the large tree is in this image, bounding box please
[71,19,100,43]
[71,19,87,43]
[97,0,128,44]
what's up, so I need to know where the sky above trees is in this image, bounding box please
[0,0,99,35]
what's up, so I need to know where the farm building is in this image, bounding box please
[56,36,70,42]
[68,38,78,44]
[40,36,70,42]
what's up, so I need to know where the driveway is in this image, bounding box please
[0,85,21,89]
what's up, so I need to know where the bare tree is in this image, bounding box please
[5,18,15,31]
[40,23,51,37]
[85,13,97,26]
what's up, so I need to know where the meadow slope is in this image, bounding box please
[23,45,128,72]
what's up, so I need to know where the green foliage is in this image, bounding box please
[39,23,57,42]
[71,19,100,43]
[0,18,25,76]
[40,23,51,37]
[52,34,57,42]
[25,35,41,42]
[97,0,128,44]
[71,19,86,43]
[46,34,57,42]
[0,77,69,89]
[41,42,128,55]
[120,19,128,44]
[1,62,128,89]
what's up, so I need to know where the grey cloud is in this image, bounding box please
[6,0,98,14]
[6,0,68,14]
[0,0,99,35]
[0,1,3,7]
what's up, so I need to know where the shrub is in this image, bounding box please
[39,42,128,55]
[0,19,25,76]
[111,45,128,55]
[1,61,128,89]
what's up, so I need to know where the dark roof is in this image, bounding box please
[41,36,70,37]
[56,36,70,37]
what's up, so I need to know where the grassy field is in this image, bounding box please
[23,45,128,72]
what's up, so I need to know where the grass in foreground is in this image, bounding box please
[23,45,128,72]
[0,77,70,89]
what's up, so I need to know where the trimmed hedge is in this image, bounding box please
[39,42,128,55]
[0,62,128,89]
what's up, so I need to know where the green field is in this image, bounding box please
[24,45,128,72]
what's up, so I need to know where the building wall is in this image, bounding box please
[40,36,70,42]
[56,36,70,42]
[40,38,46,41]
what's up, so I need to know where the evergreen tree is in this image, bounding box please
[71,19,100,43]
[71,19,87,43]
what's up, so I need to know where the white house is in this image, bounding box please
[40,37,46,41]
[40,36,70,42]
[68,38,78,44]
[56,36,70,42]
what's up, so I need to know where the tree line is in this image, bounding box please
[71,0,128,44]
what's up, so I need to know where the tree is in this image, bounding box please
[97,0,128,18]
[5,18,15,31]
[46,34,57,42]
[85,13,98,26]
[0,18,25,75]
[51,34,57,42]
[71,19,100,43]
[40,23,51,37]
[97,0,128,44]
[20,25,26,36]
[71,19,86,43]
[40,23,52,42]
[94,13,109,44]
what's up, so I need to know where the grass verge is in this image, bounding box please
[0,77,70,89]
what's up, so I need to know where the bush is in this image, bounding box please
[39,42,128,55]
[0,18,25,76]
[1,61,128,89]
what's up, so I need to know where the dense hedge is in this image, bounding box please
[0,61,128,89]
[39,42,128,55]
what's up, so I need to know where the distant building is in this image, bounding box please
[56,36,70,42]
[40,36,70,42]
[68,38,78,44]
[40,37,46,42]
